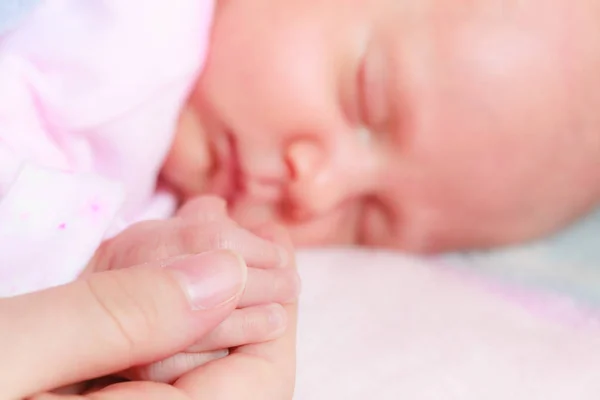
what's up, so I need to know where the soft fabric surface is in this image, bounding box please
[444,207,600,306]
[0,0,213,297]
[0,0,39,34]
[295,249,600,399]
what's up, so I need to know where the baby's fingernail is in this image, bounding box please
[167,251,247,310]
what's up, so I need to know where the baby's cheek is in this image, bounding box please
[161,105,212,197]
[425,24,575,188]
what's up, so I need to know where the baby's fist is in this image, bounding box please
[92,196,289,272]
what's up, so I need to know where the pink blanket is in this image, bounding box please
[295,249,600,399]
[0,0,213,297]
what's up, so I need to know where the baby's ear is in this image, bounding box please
[176,195,229,223]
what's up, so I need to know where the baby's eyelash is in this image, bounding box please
[356,53,370,125]
[358,44,390,132]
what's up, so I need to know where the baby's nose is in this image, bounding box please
[287,140,323,184]
[285,139,352,219]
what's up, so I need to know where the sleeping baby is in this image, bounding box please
[165,0,600,251]
[1,0,600,386]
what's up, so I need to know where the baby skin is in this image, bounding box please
[163,0,600,252]
[86,197,300,384]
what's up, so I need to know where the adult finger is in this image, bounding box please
[125,303,287,383]
[178,292,298,399]
[0,250,247,399]
[31,382,188,400]
[175,226,298,399]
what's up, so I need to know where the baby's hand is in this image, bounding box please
[92,196,289,272]
[88,196,299,383]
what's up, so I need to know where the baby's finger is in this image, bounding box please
[177,198,292,269]
[239,268,300,307]
[186,304,287,353]
[176,196,228,223]
[178,222,289,269]
[121,350,228,384]
[97,220,288,272]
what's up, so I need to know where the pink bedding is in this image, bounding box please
[295,249,600,399]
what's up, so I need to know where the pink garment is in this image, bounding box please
[0,0,214,297]
[296,249,600,399]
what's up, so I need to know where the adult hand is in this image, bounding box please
[0,227,298,399]
[125,225,298,398]
[88,196,299,382]
[0,249,248,399]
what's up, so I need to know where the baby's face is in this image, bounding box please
[162,0,600,252]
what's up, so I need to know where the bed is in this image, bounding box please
[294,208,600,399]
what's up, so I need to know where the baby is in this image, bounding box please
[2,0,600,386]
[166,0,600,251]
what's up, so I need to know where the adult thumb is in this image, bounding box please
[0,250,247,399]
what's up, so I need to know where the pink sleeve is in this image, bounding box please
[0,165,124,296]
[0,0,214,297]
